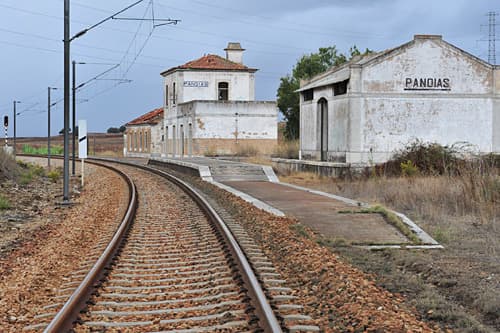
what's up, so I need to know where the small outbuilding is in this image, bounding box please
[123,107,163,157]
[298,35,500,164]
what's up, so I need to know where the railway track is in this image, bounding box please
[23,158,287,332]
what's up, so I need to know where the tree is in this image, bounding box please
[107,127,121,133]
[119,125,126,133]
[277,45,372,140]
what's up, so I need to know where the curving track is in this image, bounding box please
[23,158,282,332]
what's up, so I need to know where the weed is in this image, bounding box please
[204,145,218,157]
[0,195,10,210]
[364,205,421,244]
[431,226,451,243]
[400,159,419,177]
[19,171,33,185]
[289,223,311,239]
[235,144,259,157]
[47,169,61,183]
[317,237,351,247]
[273,140,299,159]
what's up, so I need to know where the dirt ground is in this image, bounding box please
[0,158,128,331]
[280,173,500,333]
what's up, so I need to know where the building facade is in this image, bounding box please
[298,35,500,164]
[161,42,277,156]
[123,108,163,157]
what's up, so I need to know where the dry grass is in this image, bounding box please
[273,139,299,159]
[280,166,500,332]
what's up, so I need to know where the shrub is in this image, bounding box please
[380,140,461,176]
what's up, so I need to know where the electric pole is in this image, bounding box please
[488,11,498,64]
[62,0,70,203]
[13,100,20,157]
[72,60,76,176]
[48,87,57,170]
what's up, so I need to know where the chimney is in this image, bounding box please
[225,42,245,64]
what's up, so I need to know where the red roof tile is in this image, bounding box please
[161,54,257,75]
[126,107,163,126]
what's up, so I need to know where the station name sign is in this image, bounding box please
[404,77,450,91]
[183,80,209,88]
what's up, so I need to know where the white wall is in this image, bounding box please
[299,35,498,164]
[180,101,277,140]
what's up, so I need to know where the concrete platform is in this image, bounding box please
[223,181,408,244]
[148,157,440,246]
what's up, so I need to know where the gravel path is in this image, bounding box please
[0,160,128,332]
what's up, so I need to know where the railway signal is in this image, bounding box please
[3,115,8,148]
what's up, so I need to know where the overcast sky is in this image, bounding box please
[0,0,497,137]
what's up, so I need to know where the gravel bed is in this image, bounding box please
[0,161,128,331]
[158,169,443,332]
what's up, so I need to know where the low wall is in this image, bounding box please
[272,158,365,178]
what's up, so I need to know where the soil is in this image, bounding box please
[0,158,128,332]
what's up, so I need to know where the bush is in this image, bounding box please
[380,140,461,176]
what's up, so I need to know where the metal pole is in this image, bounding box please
[72,60,76,175]
[63,0,70,202]
[13,101,16,156]
[48,88,51,170]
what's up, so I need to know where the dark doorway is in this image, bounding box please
[318,98,328,161]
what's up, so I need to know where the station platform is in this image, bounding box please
[148,156,440,247]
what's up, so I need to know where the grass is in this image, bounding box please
[289,223,312,239]
[47,169,61,183]
[16,160,47,185]
[273,139,299,159]
[0,195,11,210]
[22,144,64,155]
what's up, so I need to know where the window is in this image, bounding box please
[165,84,168,107]
[173,82,176,105]
[333,80,348,96]
[218,82,228,101]
[302,89,313,101]
[139,132,143,151]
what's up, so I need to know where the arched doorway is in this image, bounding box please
[318,98,328,161]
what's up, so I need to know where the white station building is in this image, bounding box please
[298,35,500,164]
[160,42,277,156]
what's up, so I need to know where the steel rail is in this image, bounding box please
[20,156,140,333]
[19,155,281,332]
[91,158,283,333]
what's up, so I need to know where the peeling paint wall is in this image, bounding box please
[299,35,499,164]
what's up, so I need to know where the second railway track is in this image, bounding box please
[25,158,284,332]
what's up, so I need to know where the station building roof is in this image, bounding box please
[160,54,257,76]
[126,107,163,126]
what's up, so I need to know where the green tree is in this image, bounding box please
[277,45,372,139]
[107,127,121,134]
